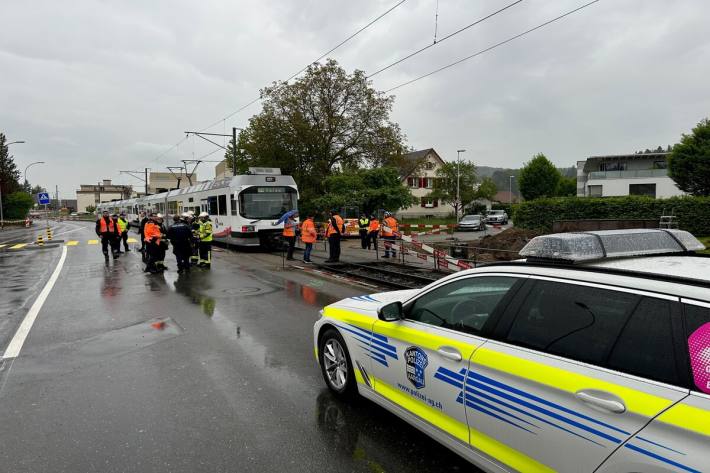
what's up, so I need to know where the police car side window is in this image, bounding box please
[683,304,710,394]
[505,281,638,366]
[407,276,516,334]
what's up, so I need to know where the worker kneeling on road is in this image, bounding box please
[381,211,399,258]
[95,210,120,261]
[198,212,213,268]
[167,213,193,273]
[143,213,164,274]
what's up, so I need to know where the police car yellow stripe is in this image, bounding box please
[655,403,710,437]
[473,347,676,418]
[372,375,554,473]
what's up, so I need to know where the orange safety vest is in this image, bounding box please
[283,219,296,237]
[382,216,398,237]
[368,219,380,233]
[326,215,344,237]
[144,221,162,245]
[300,219,317,243]
[98,217,116,233]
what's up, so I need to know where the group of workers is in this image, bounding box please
[96,210,213,274]
[279,209,400,264]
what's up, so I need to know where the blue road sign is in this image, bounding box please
[37,192,51,205]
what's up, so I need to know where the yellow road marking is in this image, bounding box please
[127,238,137,243]
[87,240,98,245]
[10,243,28,249]
[65,241,79,246]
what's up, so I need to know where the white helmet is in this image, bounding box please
[187,210,195,216]
[156,213,164,219]
[199,211,209,218]
[181,212,190,218]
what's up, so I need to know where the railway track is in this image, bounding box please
[313,261,446,289]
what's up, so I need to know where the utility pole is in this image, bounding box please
[509,175,515,205]
[55,185,59,211]
[145,167,148,195]
[456,149,466,221]
[232,127,237,176]
[184,129,243,176]
[119,168,150,196]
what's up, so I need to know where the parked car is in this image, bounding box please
[313,229,710,473]
[485,209,508,224]
[456,214,485,231]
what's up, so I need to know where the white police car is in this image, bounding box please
[313,229,710,472]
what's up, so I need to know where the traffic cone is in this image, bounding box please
[151,320,166,330]
[46,228,53,241]
[37,234,44,246]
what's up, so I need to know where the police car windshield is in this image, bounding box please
[239,186,297,219]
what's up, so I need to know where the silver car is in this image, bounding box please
[313,229,710,472]
[457,214,486,231]
[485,209,508,225]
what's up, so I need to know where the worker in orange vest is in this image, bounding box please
[381,211,399,258]
[143,213,163,273]
[95,210,120,261]
[325,209,344,263]
[300,212,317,263]
[367,215,380,251]
[283,211,298,260]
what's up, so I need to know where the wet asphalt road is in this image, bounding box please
[0,222,474,472]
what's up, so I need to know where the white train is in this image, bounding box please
[97,168,298,248]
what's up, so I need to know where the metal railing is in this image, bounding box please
[588,169,668,179]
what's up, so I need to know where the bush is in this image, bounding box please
[3,192,34,219]
[513,195,710,236]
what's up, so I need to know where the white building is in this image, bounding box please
[577,153,684,198]
[75,180,133,213]
[397,148,451,218]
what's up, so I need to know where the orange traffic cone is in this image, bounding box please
[151,320,166,330]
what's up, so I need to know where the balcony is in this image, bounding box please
[588,169,668,179]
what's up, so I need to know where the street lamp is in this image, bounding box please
[1,140,26,230]
[509,175,515,205]
[456,149,466,221]
[24,161,45,186]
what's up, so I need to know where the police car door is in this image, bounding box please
[371,275,523,447]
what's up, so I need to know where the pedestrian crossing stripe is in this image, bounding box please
[65,241,79,246]
[127,238,137,243]
[88,240,98,245]
[9,243,28,249]
[0,244,6,248]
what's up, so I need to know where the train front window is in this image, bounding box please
[239,187,297,220]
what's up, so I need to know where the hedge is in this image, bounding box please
[513,196,710,236]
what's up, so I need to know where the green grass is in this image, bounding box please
[697,236,710,255]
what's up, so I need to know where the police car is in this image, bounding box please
[313,229,710,473]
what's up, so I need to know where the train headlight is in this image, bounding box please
[241,225,255,233]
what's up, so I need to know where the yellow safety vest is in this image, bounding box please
[199,220,213,242]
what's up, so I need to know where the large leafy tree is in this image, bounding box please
[430,161,478,218]
[308,167,415,217]
[556,176,577,197]
[668,118,710,196]
[475,176,498,201]
[234,59,406,203]
[518,153,561,200]
[1,133,23,218]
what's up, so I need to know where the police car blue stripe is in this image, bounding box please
[437,366,465,382]
[466,401,537,434]
[369,337,397,354]
[635,436,685,456]
[368,354,388,367]
[368,342,398,359]
[464,393,539,429]
[467,371,630,436]
[344,323,390,344]
[467,377,622,444]
[434,371,464,389]
[624,444,700,473]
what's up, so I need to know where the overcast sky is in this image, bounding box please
[2,0,709,198]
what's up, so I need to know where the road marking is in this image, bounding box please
[127,238,137,243]
[65,240,79,246]
[0,244,6,248]
[88,240,98,245]
[9,243,28,250]
[3,245,68,359]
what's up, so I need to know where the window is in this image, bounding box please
[588,185,603,197]
[420,197,438,208]
[607,298,678,386]
[425,162,435,170]
[230,195,238,216]
[600,161,626,171]
[407,177,419,188]
[425,177,434,189]
[238,186,298,219]
[207,196,218,215]
[653,160,668,170]
[218,194,227,216]
[407,277,517,334]
[684,304,710,394]
[629,183,656,198]
[505,281,638,365]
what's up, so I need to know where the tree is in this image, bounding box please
[429,161,478,217]
[475,176,497,201]
[308,167,416,217]
[86,205,96,214]
[556,176,577,197]
[668,118,710,196]
[518,153,561,200]
[1,133,23,219]
[235,59,406,205]
[4,192,33,219]
[490,169,520,198]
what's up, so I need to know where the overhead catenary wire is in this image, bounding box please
[368,0,523,79]
[199,0,408,132]
[384,0,601,93]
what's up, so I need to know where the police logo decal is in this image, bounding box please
[405,346,428,390]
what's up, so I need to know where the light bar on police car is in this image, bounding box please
[519,229,706,262]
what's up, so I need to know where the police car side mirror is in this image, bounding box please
[378,301,403,322]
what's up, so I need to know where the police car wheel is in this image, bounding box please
[319,329,356,397]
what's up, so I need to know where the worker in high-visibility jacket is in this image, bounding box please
[188,211,200,265]
[325,209,344,263]
[358,213,370,249]
[197,212,213,268]
[282,211,298,261]
[117,212,130,253]
[143,214,163,273]
[95,210,120,261]
[367,215,380,251]
[300,213,317,263]
[381,211,399,258]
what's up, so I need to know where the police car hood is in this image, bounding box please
[329,289,420,313]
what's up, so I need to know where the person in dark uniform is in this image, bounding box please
[95,210,119,261]
[188,211,200,266]
[167,213,193,273]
